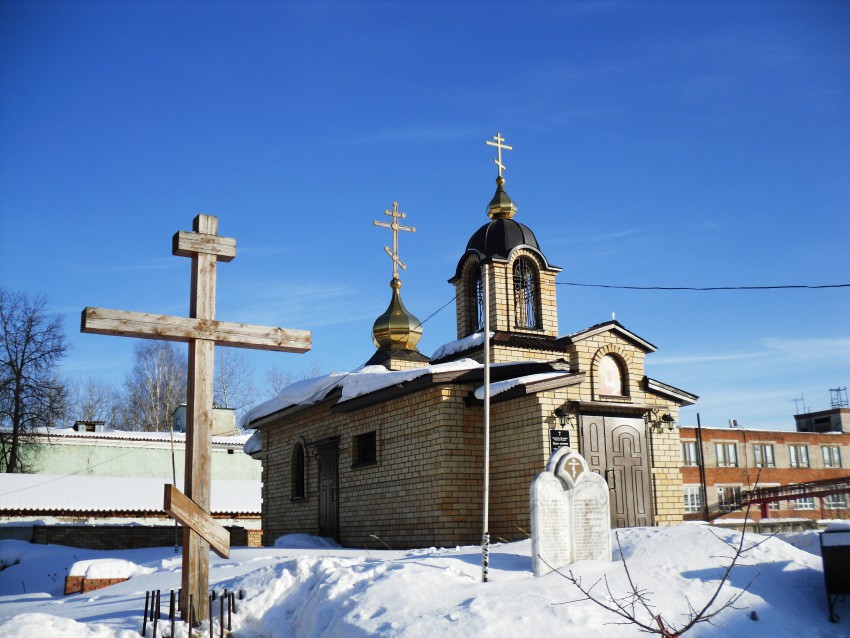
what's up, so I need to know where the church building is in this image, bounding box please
[246,137,697,548]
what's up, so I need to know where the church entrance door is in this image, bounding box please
[579,415,653,528]
[317,440,339,540]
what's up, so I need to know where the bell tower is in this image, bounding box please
[449,133,561,342]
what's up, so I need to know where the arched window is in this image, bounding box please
[598,355,625,397]
[513,257,539,329]
[291,442,305,500]
[470,267,484,333]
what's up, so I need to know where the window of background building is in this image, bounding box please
[789,444,810,468]
[717,486,741,512]
[715,442,738,467]
[753,443,775,468]
[826,494,847,510]
[761,484,781,511]
[681,441,700,466]
[822,446,842,469]
[683,486,702,513]
[795,497,815,510]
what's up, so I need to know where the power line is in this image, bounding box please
[557,282,850,291]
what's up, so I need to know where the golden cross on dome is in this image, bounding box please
[486,131,513,177]
[374,201,416,279]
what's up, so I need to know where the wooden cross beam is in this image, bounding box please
[81,214,311,623]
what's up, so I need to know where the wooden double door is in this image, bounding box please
[579,415,653,528]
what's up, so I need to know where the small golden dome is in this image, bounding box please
[372,278,423,351]
[487,175,517,220]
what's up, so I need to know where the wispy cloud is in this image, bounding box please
[651,352,761,366]
[61,257,179,275]
[764,337,850,361]
[651,336,850,370]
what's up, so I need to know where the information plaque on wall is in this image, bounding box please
[549,429,571,454]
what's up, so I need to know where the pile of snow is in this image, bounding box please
[68,558,154,580]
[0,523,842,637]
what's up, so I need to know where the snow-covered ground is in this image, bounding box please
[0,523,846,637]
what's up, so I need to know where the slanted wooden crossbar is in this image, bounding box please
[82,214,311,622]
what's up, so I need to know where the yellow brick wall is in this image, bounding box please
[260,326,688,546]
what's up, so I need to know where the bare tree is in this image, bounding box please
[214,348,257,426]
[119,341,186,431]
[70,377,122,426]
[264,361,323,396]
[0,289,68,472]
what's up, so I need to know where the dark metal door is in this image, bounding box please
[580,415,653,528]
[317,443,339,540]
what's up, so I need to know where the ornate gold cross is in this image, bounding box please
[486,131,513,177]
[373,201,415,279]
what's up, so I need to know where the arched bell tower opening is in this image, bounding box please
[512,255,540,330]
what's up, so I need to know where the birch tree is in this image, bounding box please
[120,341,186,431]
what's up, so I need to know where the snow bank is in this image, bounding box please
[68,559,154,579]
[0,523,837,638]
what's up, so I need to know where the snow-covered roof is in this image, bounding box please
[34,427,250,446]
[473,372,572,400]
[245,358,481,425]
[0,475,260,515]
[430,332,491,361]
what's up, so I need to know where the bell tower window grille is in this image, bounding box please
[513,258,538,329]
[470,268,485,333]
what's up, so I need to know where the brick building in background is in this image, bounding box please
[680,407,850,523]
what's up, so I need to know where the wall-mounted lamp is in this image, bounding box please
[554,404,577,428]
[644,408,676,433]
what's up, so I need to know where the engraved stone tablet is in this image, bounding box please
[530,446,611,576]
[571,470,611,562]
[531,471,572,577]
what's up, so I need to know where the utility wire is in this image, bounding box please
[271,290,462,413]
[557,282,850,291]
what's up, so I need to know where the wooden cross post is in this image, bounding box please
[81,214,311,623]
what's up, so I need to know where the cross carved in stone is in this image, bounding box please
[485,131,513,177]
[567,457,582,479]
[373,201,415,279]
[81,214,311,623]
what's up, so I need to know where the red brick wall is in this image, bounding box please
[32,525,262,550]
[64,575,128,595]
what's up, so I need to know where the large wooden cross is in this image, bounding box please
[82,214,311,623]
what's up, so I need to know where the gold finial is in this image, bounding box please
[485,132,513,177]
[373,201,416,280]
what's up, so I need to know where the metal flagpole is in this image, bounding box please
[482,261,491,582]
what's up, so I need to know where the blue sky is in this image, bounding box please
[1,0,848,429]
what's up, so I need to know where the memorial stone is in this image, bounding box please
[531,446,611,577]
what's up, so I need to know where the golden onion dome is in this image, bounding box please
[487,175,517,220]
[372,278,423,351]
